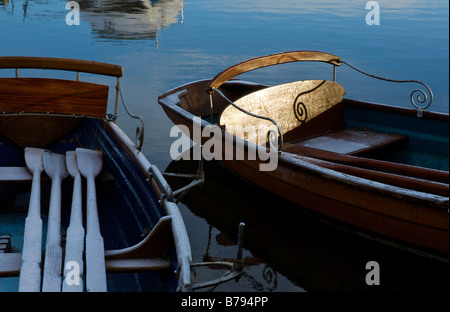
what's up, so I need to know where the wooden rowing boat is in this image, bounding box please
[158,51,449,260]
[0,57,192,291]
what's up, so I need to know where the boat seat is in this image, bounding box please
[0,77,108,148]
[285,129,407,155]
[219,80,346,146]
[0,167,113,183]
[0,167,33,182]
[0,78,109,117]
[0,216,174,289]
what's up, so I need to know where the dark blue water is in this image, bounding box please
[1,0,448,292]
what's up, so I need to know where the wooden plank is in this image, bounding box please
[282,144,449,184]
[0,78,109,118]
[0,167,32,182]
[0,116,83,149]
[289,153,449,196]
[219,80,345,146]
[0,253,170,277]
[105,216,173,260]
[105,258,171,272]
[0,166,113,182]
[0,253,22,277]
[293,129,407,155]
[0,57,123,77]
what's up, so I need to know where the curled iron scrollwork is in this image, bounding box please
[293,99,308,123]
[292,80,327,123]
[410,87,432,116]
[262,265,278,288]
[118,87,145,150]
[267,129,281,151]
[211,87,284,151]
[340,60,433,117]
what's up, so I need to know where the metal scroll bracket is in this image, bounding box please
[339,60,434,117]
[210,87,284,151]
[114,77,145,150]
[147,164,175,203]
[163,146,206,204]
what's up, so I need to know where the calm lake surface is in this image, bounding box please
[1,0,448,292]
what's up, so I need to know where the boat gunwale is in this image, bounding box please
[101,119,193,291]
[0,56,123,78]
[158,81,449,210]
[343,98,449,121]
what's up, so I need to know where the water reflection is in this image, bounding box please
[77,0,183,40]
[198,0,447,16]
[1,0,448,292]
[166,158,450,292]
[0,0,183,41]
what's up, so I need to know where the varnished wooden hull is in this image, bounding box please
[159,80,449,259]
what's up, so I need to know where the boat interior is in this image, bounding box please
[163,78,449,198]
[0,58,180,291]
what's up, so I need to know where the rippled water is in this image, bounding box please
[1,0,448,292]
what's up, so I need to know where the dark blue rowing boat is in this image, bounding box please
[0,57,192,291]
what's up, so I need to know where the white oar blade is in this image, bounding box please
[43,151,69,180]
[24,147,44,173]
[66,151,79,178]
[76,148,103,178]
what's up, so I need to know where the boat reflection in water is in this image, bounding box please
[74,0,183,41]
[165,154,449,292]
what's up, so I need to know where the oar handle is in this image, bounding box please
[42,176,64,292]
[63,173,84,292]
[86,175,101,232]
[85,174,107,292]
[27,172,42,219]
[19,171,43,292]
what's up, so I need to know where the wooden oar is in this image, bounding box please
[283,144,449,184]
[62,151,85,292]
[42,151,69,292]
[76,148,106,292]
[19,147,45,292]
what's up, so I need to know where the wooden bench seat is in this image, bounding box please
[217,78,406,157]
[219,80,346,146]
[0,216,174,290]
[285,129,407,155]
[0,167,33,182]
